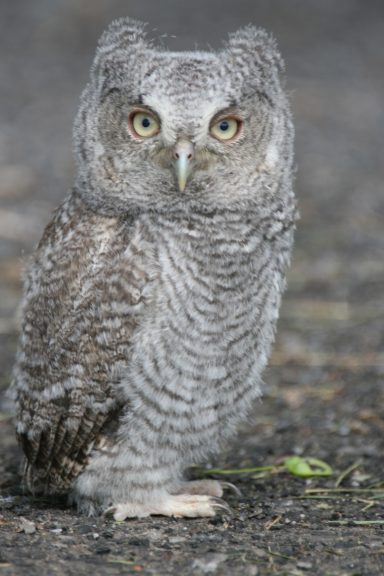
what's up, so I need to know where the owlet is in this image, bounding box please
[13,17,297,519]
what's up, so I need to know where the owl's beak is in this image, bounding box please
[173,139,194,192]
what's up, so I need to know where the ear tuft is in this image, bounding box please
[227,25,284,75]
[90,18,149,91]
[97,17,148,55]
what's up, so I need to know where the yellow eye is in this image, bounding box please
[210,117,241,142]
[129,111,160,138]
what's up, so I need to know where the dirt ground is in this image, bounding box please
[0,1,383,575]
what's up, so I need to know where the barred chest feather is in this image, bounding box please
[122,208,291,461]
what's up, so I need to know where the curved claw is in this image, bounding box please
[104,506,116,518]
[219,481,242,497]
[210,496,233,515]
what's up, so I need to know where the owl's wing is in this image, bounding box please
[14,191,151,493]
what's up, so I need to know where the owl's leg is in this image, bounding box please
[106,481,240,519]
[170,479,241,497]
[106,482,238,519]
[107,493,230,520]
[72,454,234,519]
[71,377,237,518]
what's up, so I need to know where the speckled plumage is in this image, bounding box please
[13,17,297,518]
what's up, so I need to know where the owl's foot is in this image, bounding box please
[171,479,241,497]
[106,493,231,520]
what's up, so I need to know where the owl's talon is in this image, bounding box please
[171,479,237,498]
[104,506,117,518]
[105,493,232,520]
[210,496,233,515]
[220,481,242,497]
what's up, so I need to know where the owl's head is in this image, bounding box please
[74,17,293,216]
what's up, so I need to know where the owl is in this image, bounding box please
[13,17,297,519]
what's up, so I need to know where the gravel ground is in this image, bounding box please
[1,1,383,575]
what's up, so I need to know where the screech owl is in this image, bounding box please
[13,17,297,519]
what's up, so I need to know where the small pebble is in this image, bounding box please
[297,560,313,570]
[168,536,186,544]
[96,547,111,555]
[128,537,150,547]
[368,541,383,549]
[253,548,268,559]
[18,518,36,535]
[191,553,227,574]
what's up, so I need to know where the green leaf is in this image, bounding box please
[284,456,333,478]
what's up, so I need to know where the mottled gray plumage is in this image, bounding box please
[13,17,297,518]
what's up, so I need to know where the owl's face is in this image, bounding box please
[74,19,293,215]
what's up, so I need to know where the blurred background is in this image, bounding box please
[1,0,383,394]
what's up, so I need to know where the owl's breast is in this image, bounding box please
[128,211,291,440]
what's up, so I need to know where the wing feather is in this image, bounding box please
[14,192,149,494]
